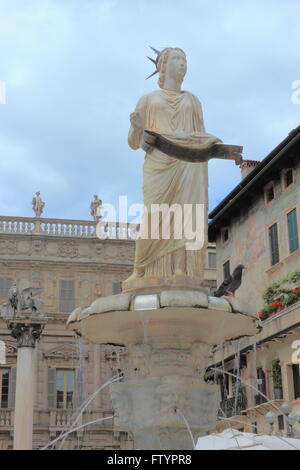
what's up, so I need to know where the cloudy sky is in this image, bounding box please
[0,0,299,221]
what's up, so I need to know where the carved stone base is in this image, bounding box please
[67,292,259,449]
[111,374,220,450]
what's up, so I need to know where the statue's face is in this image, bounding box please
[165,49,187,82]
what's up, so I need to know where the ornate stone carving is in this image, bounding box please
[5,343,17,356]
[8,322,44,348]
[17,241,31,255]
[32,240,43,253]
[128,343,151,377]
[7,285,43,316]
[44,344,88,362]
[95,243,103,256]
[58,241,78,258]
[110,374,220,450]
[0,240,17,255]
[105,344,127,377]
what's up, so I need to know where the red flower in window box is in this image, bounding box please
[258,310,268,320]
[271,300,282,309]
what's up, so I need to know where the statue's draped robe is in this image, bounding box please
[128,89,220,278]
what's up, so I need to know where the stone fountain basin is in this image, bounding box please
[67,291,259,348]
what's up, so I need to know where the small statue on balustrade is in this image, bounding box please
[32,191,45,218]
[90,195,103,221]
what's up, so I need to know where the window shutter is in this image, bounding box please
[0,277,12,298]
[48,368,57,409]
[269,223,280,265]
[287,209,299,253]
[59,280,75,313]
[223,261,230,280]
[8,367,16,408]
[112,281,122,295]
[292,364,300,399]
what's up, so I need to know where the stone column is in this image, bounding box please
[7,320,45,450]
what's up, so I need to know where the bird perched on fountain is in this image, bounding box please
[214,264,245,297]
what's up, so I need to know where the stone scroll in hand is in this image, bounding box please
[142,130,243,166]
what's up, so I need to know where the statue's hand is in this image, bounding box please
[130,112,142,130]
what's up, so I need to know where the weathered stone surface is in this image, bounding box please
[223,295,257,317]
[160,290,208,308]
[87,293,132,315]
[208,296,232,312]
[111,375,220,450]
[131,294,160,311]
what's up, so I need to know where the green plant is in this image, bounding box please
[271,360,282,388]
[258,271,300,321]
[285,270,300,285]
[263,270,300,303]
[263,281,281,304]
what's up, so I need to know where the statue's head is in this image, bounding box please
[157,48,187,89]
[147,47,187,89]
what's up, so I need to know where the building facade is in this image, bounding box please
[208,126,300,436]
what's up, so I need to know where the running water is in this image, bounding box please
[42,416,114,450]
[176,409,196,449]
[44,372,123,450]
[212,367,292,427]
[233,339,241,416]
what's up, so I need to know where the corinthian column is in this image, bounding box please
[7,319,46,450]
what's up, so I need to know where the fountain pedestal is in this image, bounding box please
[68,290,258,450]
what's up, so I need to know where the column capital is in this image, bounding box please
[7,320,46,348]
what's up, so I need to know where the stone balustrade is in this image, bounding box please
[50,409,82,428]
[0,216,138,240]
[0,409,13,427]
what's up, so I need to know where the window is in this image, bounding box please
[221,227,229,244]
[223,261,230,280]
[264,182,275,205]
[255,367,267,405]
[48,369,75,409]
[278,415,284,431]
[269,223,280,265]
[112,281,122,295]
[292,364,300,399]
[282,168,294,189]
[0,368,16,408]
[0,369,9,408]
[59,280,75,313]
[0,277,12,298]
[287,209,299,253]
[208,252,216,269]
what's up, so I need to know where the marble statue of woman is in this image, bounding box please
[123,47,231,292]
